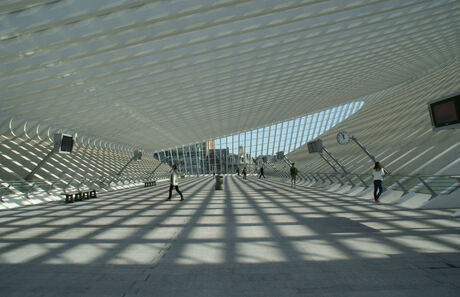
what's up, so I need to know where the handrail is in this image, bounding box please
[263,165,460,198]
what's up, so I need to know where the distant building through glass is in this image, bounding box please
[154,101,364,175]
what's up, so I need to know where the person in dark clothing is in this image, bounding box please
[259,166,265,179]
[236,167,241,176]
[290,163,298,187]
[242,167,248,180]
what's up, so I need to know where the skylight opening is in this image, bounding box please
[215,101,364,156]
[154,101,364,175]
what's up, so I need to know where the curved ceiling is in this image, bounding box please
[0,0,459,151]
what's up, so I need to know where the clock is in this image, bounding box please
[337,131,350,145]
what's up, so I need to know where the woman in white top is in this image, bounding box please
[372,162,385,203]
[167,164,184,201]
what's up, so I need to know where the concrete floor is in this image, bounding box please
[0,176,459,297]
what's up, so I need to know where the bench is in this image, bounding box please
[64,190,97,203]
[144,181,157,187]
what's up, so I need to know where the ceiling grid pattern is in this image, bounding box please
[0,0,459,151]
[288,58,460,176]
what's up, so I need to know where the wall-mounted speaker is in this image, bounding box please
[54,133,74,154]
[276,151,284,160]
[307,139,323,153]
[428,92,460,131]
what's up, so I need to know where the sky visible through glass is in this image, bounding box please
[154,101,364,175]
[214,101,364,156]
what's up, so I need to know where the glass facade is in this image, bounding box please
[155,101,363,175]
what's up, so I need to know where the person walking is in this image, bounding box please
[259,166,265,179]
[167,164,184,201]
[242,167,248,180]
[236,167,241,176]
[372,162,385,203]
[290,163,298,187]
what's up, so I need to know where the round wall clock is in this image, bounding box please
[337,131,350,145]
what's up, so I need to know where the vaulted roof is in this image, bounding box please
[1,0,458,151]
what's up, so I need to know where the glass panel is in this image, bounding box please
[256,128,263,157]
[249,130,255,160]
[245,131,251,163]
[180,146,187,174]
[288,118,299,153]
[306,113,318,142]
[231,134,236,173]
[226,136,230,174]
[155,101,364,169]
[277,122,284,154]
[337,104,350,123]
[325,107,337,130]
[331,105,343,128]
[215,139,220,174]
[313,111,325,139]
[262,126,269,155]
[282,120,291,153]
[345,102,355,119]
[295,116,306,148]
[319,109,331,135]
[300,115,311,145]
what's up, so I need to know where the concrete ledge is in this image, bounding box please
[0,193,62,210]
[331,185,353,194]
[303,181,317,187]
[421,189,460,209]
[318,184,440,210]
[0,179,171,210]
[355,187,374,199]
[395,192,432,208]
[303,180,322,187]
[256,178,458,211]
[343,186,366,196]
[324,183,343,191]
[379,189,405,203]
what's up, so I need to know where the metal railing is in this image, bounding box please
[0,171,171,201]
[263,158,459,198]
[282,171,459,198]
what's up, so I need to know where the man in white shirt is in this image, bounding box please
[372,162,385,203]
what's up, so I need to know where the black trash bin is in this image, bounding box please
[215,175,223,190]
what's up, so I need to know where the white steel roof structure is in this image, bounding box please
[1,0,459,152]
